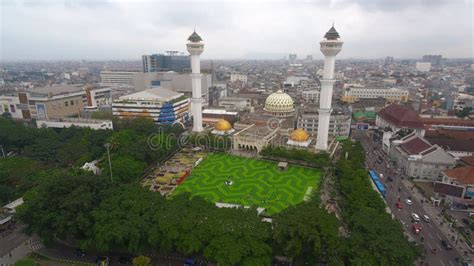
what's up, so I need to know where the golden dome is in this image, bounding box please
[215,119,232,131]
[289,129,310,142]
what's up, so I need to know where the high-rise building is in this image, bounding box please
[187,30,204,132]
[422,55,442,66]
[289,53,297,65]
[384,56,394,66]
[142,51,190,72]
[316,25,343,151]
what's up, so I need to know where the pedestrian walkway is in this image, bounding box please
[0,239,33,266]
[402,179,474,260]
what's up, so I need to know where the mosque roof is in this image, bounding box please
[324,26,340,40]
[215,119,232,132]
[188,31,202,42]
[289,129,310,142]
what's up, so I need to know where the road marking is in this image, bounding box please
[440,260,445,266]
[436,233,442,240]
[428,232,434,239]
[449,261,454,266]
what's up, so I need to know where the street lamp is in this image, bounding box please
[104,143,113,183]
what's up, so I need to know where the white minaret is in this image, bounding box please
[316,25,343,151]
[186,30,204,132]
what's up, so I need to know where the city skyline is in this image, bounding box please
[0,0,473,61]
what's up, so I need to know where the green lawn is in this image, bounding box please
[174,153,321,215]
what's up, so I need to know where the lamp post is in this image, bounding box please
[104,143,113,183]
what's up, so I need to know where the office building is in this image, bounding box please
[230,74,248,83]
[390,133,456,180]
[298,107,351,138]
[112,88,190,124]
[0,84,111,120]
[416,62,431,72]
[342,86,409,103]
[142,51,190,72]
[376,104,425,136]
[422,55,442,66]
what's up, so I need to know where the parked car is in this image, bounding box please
[412,223,422,234]
[411,213,420,222]
[406,199,413,205]
[396,202,403,209]
[441,240,453,250]
[422,215,430,222]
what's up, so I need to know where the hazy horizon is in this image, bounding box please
[1,0,473,61]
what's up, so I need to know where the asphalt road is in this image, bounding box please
[0,225,30,257]
[352,130,462,266]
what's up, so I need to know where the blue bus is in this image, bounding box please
[369,170,386,198]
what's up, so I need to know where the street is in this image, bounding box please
[352,130,465,266]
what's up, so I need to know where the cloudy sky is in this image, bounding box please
[0,0,472,60]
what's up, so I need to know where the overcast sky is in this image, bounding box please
[1,0,473,60]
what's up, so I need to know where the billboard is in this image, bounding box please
[356,123,369,130]
[434,182,464,198]
[465,187,474,198]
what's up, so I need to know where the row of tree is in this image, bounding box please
[260,146,331,167]
[334,140,421,265]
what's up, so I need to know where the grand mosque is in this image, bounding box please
[187,25,343,153]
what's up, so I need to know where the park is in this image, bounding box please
[173,153,322,215]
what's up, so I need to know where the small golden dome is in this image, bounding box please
[215,119,232,131]
[289,129,310,142]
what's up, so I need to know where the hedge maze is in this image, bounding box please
[174,153,321,215]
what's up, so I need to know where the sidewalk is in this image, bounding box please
[402,179,474,260]
[0,240,33,265]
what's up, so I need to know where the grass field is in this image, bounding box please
[173,153,321,215]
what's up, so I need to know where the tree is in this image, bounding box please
[14,258,37,266]
[273,201,342,265]
[16,170,109,245]
[132,255,152,266]
[101,156,147,183]
[91,184,163,252]
[456,107,473,118]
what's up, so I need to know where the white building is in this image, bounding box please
[112,88,191,125]
[230,74,248,83]
[218,97,252,111]
[302,90,320,104]
[416,62,431,72]
[298,108,351,137]
[187,30,205,132]
[342,86,409,103]
[390,133,456,180]
[36,118,113,130]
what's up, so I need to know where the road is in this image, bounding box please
[352,130,463,266]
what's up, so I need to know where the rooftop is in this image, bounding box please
[400,136,432,155]
[461,156,474,166]
[28,84,85,96]
[378,104,424,129]
[324,25,340,40]
[443,166,474,185]
[188,31,202,42]
[426,138,474,152]
[118,88,184,102]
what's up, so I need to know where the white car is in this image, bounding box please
[422,215,430,222]
[406,199,413,205]
[411,213,420,222]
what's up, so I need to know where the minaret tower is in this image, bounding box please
[316,25,343,151]
[186,30,204,132]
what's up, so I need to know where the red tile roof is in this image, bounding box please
[422,118,474,127]
[444,166,474,185]
[400,137,432,155]
[425,129,474,140]
[426,139,474,152]
[461,156,474,167]
[378,104,424,129]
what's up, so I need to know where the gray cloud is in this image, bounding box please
[0,0,472,60]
